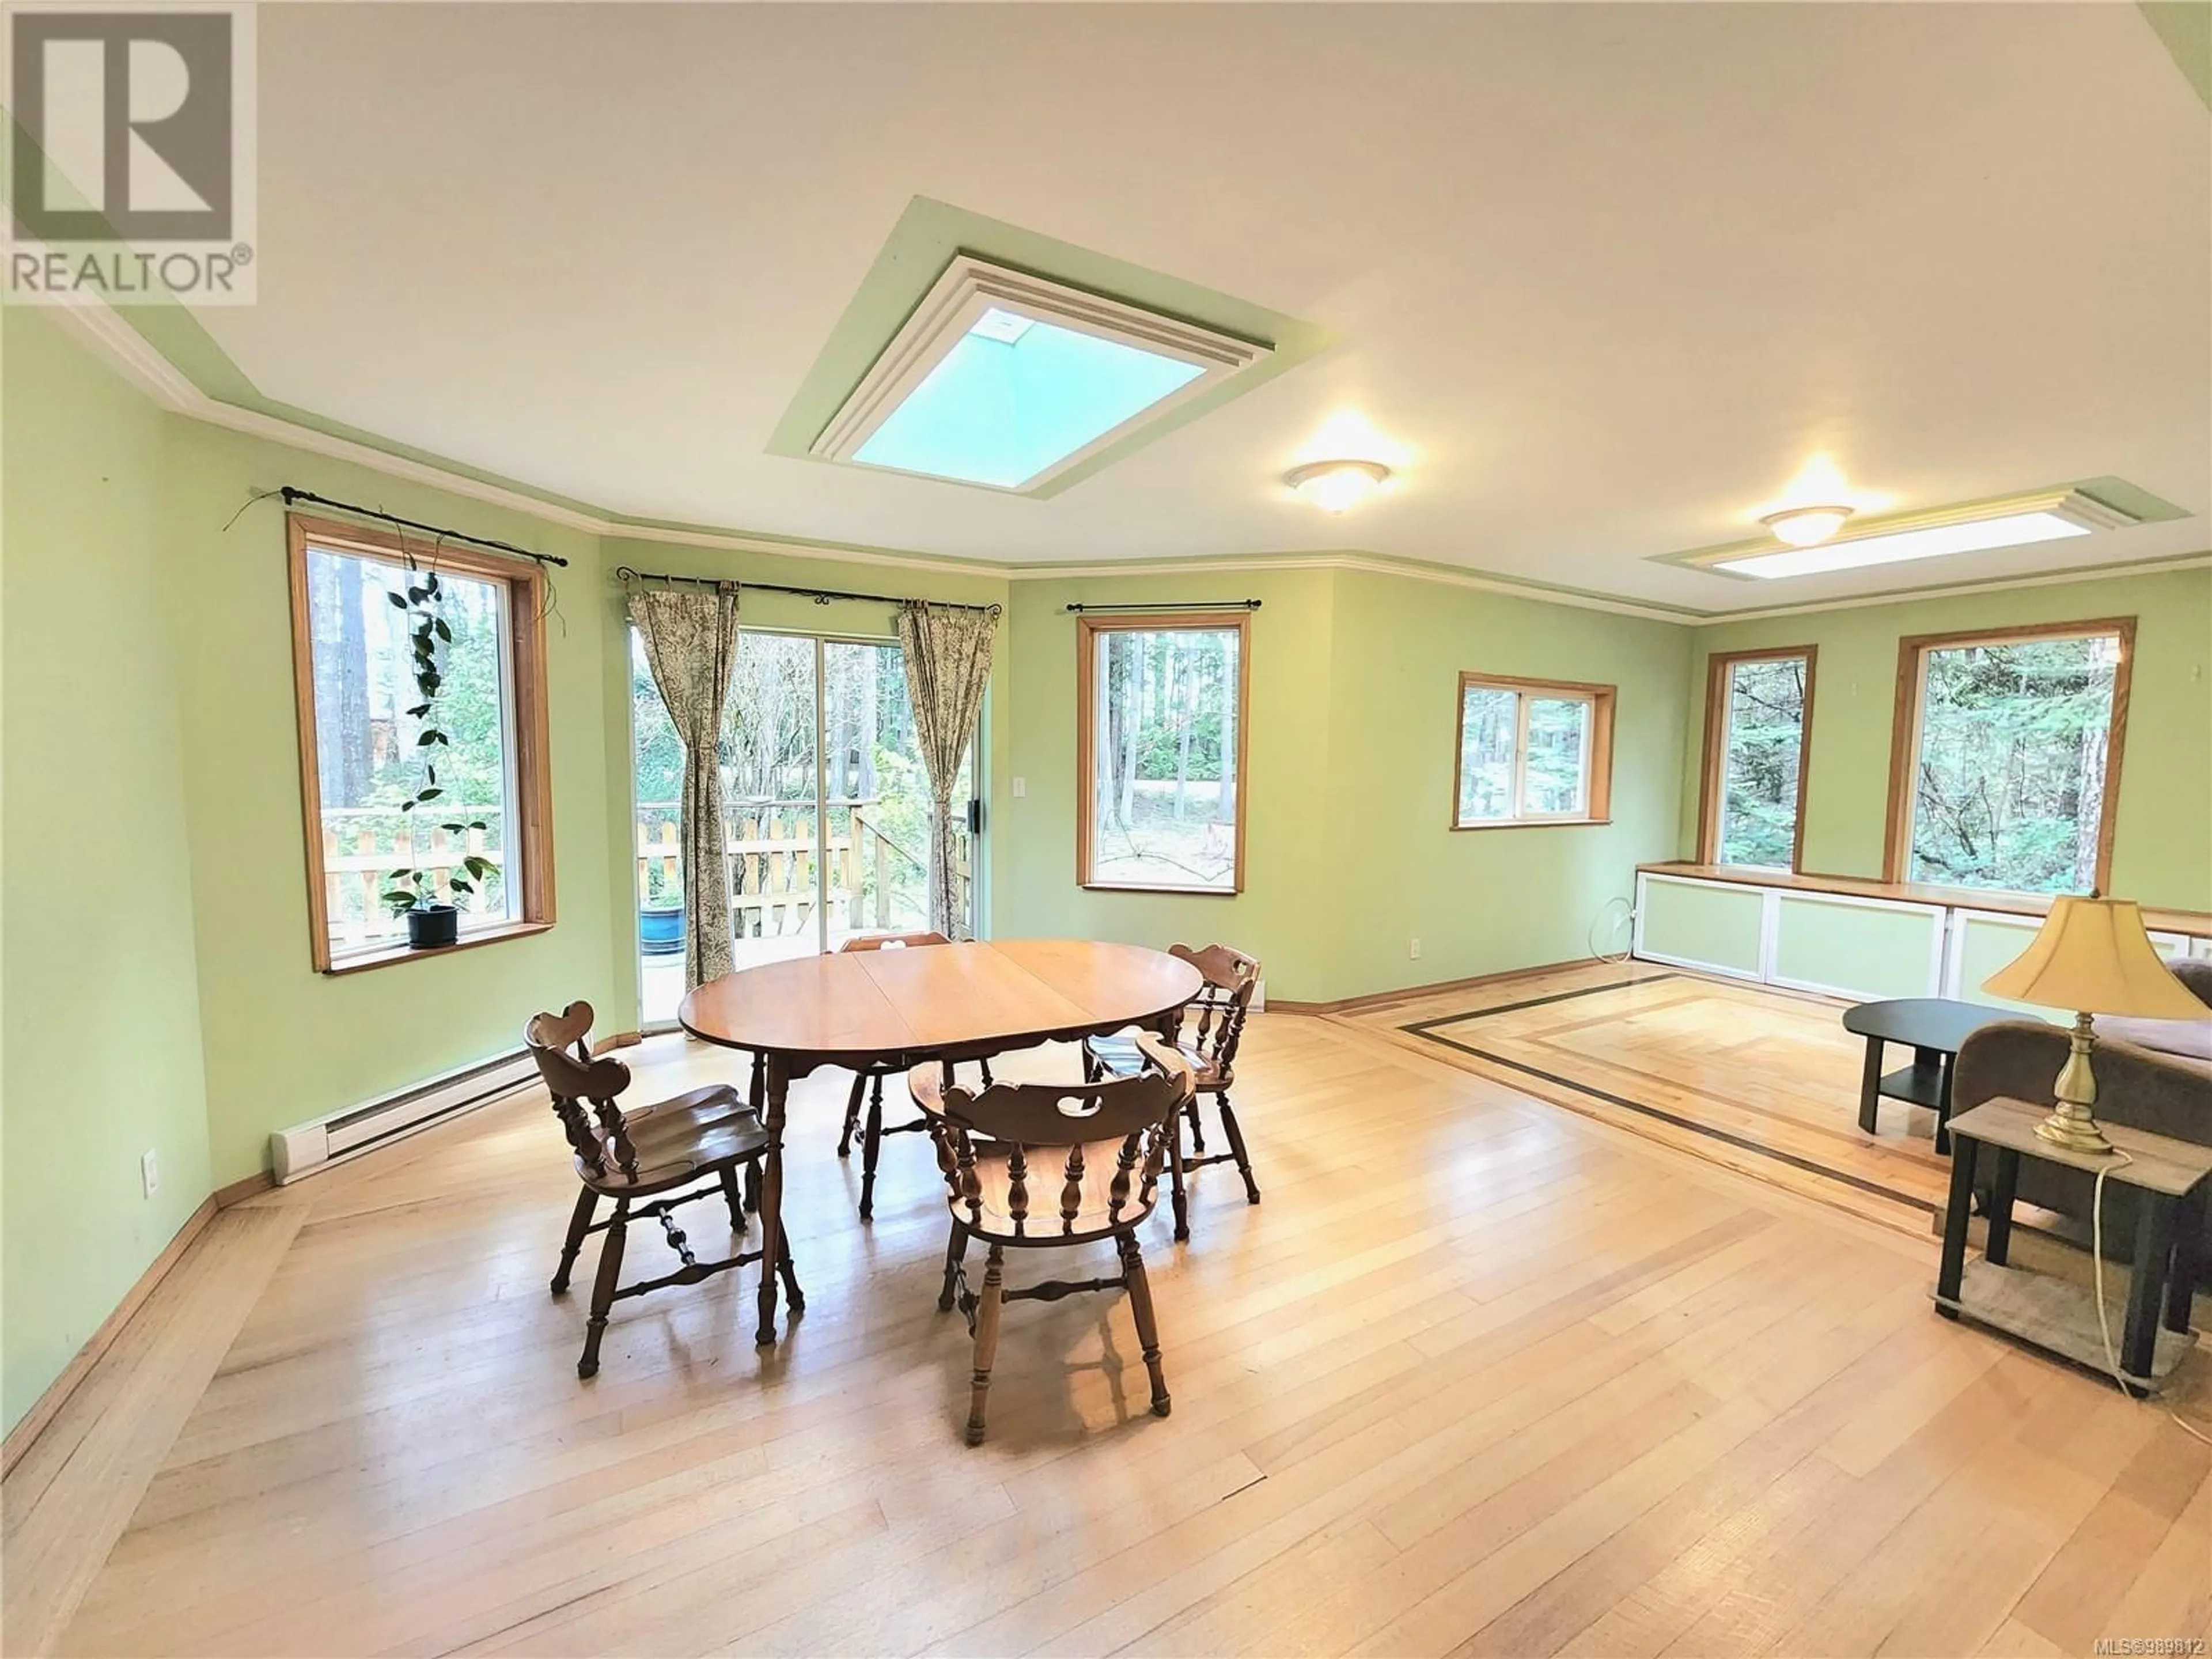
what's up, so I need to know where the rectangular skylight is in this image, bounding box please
[1719,510,2090,579]
[1705,488,2138,580]
[812,257,1271,493]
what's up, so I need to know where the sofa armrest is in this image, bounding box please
[1954,1022,2212,1147]
[2166,955,2212,1010]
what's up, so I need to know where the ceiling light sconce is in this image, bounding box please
[1759,504,1855,547]
[1286,459,1391,513]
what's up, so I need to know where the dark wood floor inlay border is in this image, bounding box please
[1400,975,1941,1218]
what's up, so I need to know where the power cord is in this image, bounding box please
[1588,896,1634,966]
[2088,1150,2212,1446]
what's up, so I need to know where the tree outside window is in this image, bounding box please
[1453,674,1613,828]
[1711,652,1810,870]
[1078,617,1246,892]
[1907,630,2123,894]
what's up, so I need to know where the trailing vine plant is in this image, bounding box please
[381,559,497,917]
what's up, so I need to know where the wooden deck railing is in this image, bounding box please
[635,799,971,937]
[322,809,508,946]
[316,797,973,951]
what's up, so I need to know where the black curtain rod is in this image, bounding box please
[1063,600,1262,614]
[281,488,571,569]
[614,565,1001,615]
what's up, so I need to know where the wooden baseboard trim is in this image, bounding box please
[214,1170,275,1209]
[592,1031,643,1054]
[1268,957,1589,1018]
[1,1194,218,1479]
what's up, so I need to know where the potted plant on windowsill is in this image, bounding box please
[380,565,497,950]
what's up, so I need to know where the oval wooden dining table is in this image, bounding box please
[679,938,1205,1346]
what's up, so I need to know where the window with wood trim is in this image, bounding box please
[1077,613,1248,892]
[1885,618,2132,896]
[1452,673,1615,828]
[288,516,555,971]
[1697,647,1816,871]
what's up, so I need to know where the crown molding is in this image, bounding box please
[47,301,2209,632]
[999,552,1701,623]
[53,301,615,537]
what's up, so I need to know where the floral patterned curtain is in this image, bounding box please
[629,584,740,988]
[896,601,999,937]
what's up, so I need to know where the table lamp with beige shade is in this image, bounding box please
[1982,894,2212,1156]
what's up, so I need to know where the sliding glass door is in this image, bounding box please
[633,627,977,1025]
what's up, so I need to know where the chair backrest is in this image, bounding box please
[523,1000,638,1179]
[839,930,953,952]
[931,1035,1195,1234]
[1170,942,1262,1075]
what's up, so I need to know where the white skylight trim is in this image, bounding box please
[1702,489,2139,581]
[809,255,1272,493]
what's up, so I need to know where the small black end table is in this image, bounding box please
[1842,997,2015,1155]
[1938,1097,2209,1394]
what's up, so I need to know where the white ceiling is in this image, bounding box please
[203,2,2211,611]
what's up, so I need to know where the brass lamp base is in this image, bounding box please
[2033,1101,2116,1155]
[2033,1011,2118,1157]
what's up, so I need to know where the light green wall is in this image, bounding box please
[1770,893,1940,999]
[2,312,215,1431]
[1953,911,2066,1021]
[1638,876,1766,975]
[1317,572,1690,1001]
[996,570,1342,998]
[994,568,1691,1003]
[158,422,618,1185]
[1681,566,2212,908]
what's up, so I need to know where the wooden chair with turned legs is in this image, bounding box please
[1083,942,1262,1241]
[911,1036,1194,1445]
[525,1002,802,1378]
[833,930,995,1221]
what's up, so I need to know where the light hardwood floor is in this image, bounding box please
[1347,962,1960,1234]
[8,1000,2210,1657]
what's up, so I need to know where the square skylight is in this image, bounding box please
[812,257,1271,493]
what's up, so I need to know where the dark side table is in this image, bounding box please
[1842,998,2015,1155]
[1937,1097,2210,1395]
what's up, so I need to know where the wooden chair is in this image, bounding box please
[524,1002,801,1378]
[1083,942,1262,1241]
[911,1036,1195,1445]
[834,930,975,1221]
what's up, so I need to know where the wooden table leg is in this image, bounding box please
[2166,1184,2207,1335]
[1984,1146,2017,1267]
[1936,1133,1978,1317]
[2120,1192,2177,1388]
[1857,1036,1884,1135]
[754,1053,790,1347]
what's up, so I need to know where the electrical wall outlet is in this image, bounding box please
[141,1149,160,1198]
[1012,777,1027,798]
[1409,938,1422,960]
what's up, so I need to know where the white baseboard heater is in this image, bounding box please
[271,1048,538,1183]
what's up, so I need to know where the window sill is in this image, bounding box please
[1450,817,1611,832]
[321,919,554,977]
[1081,880,1244,897]
[1640,862,2212,937]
